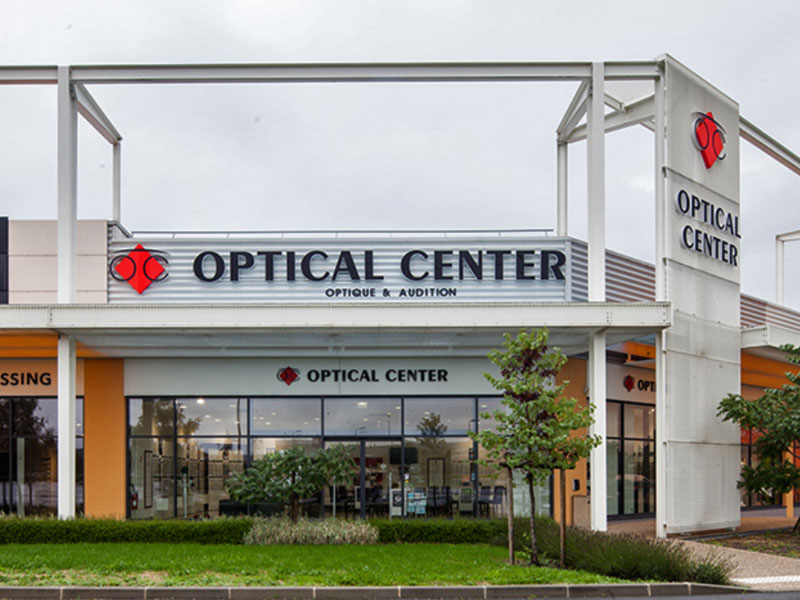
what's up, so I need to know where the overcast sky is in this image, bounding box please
[1,1,800,307]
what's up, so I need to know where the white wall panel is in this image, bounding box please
[665,313,741,364]
[660,56,742,535]
[665,59,740,203]
[665,261,740,326]
[665,351,739,444]
[665,441,740,533]
[125,357,498,396]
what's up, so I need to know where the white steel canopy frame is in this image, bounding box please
[3,58,800,528]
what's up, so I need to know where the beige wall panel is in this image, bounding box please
[9,220,107,256]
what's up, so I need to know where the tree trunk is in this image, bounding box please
[527,474,539,566]
[506,466,515,564]
[793,513,800,534]
[559,468,567,569]
[290,493,299,522]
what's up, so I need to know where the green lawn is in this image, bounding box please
[0,543,624,587]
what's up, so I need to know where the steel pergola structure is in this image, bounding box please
[2,58,800,534]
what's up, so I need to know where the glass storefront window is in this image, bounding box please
[405,397,474,436]
[477,397,504,433]
[624,404,655,440]
[325,398,401,436]
[405,438,474,517]
[0,397,84,516]
[130,436,175,520]
[607,402,620,437]
[251,437,321,459]
[127,396,543,520]
[607,400,655,517]
[177,437,245,519]
[129,399,175,436]
[176,398,245,437]
[251,398,321,436]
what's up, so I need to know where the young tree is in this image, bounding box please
[718,343,800,533]
[227,446,355,521]
[472,328,600,567]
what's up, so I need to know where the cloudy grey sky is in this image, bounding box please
[1,1,800,306]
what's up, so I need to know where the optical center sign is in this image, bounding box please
[108,236,580,303]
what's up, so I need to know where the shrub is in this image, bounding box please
[370,518,506,544]
[511,517,731,585]
[245,517,378,545]
[0,516,252,544]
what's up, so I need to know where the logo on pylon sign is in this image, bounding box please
[693,111,726,169]
[109,244,169,294]
[623,375,635,392]
[277,367,300,386]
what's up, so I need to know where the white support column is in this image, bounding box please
[589,329,607,531]
[776,237,785,305]
[655,330,667,537]
[556,142,568,236]
[587,63,605,301]
[57,66,77,304]
[57,334,76,519]
[113,142,121,223]
[654,70,667,301]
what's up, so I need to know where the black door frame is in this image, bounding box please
[324,435,403,519]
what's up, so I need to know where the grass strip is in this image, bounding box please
[0,543,624,587]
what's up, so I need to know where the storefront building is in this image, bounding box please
[2,57,800,536]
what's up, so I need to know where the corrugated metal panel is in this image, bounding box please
[740,294,800,333]
[606,250,655,302]
[107,228,580,304]
[568,240,587,302]
[741,295,767,328]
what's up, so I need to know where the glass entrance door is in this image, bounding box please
[324,439,401,519]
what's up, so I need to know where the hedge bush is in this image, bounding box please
[0,516,252,544]
[245,517,378,545]
[511,517,731,585]
[369,518,506,544]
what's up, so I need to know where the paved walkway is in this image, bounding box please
[609,507,800,591]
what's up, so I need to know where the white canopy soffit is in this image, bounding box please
[0,302,671,358]
[741,325,800,363]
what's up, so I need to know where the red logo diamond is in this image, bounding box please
[693,111,726,169]
[110,244,167,294]
[623,375,635,392]
[277,367,300,386]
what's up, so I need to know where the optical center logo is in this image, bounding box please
[623,375,635,392]
[277,367,300,386]
[110,244,169,294]
[693,111,726,169]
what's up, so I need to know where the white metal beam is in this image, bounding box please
[0,66,58,84]
[556,80,589,141]
[775,229,800,304]
[556,142,568,236]
[587,63,606,302]
[113,143,122,223]
[567,95,655,142]
[589,329,607,531]
[65,62,659,84]
[740,117,800,177]
[655,329,667,538]
[0,301,672,331]
[57,66,77,305]
[74,83,122,144]
[0,62,660,86]
[654,73,666,302]
[57,333,76,519]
